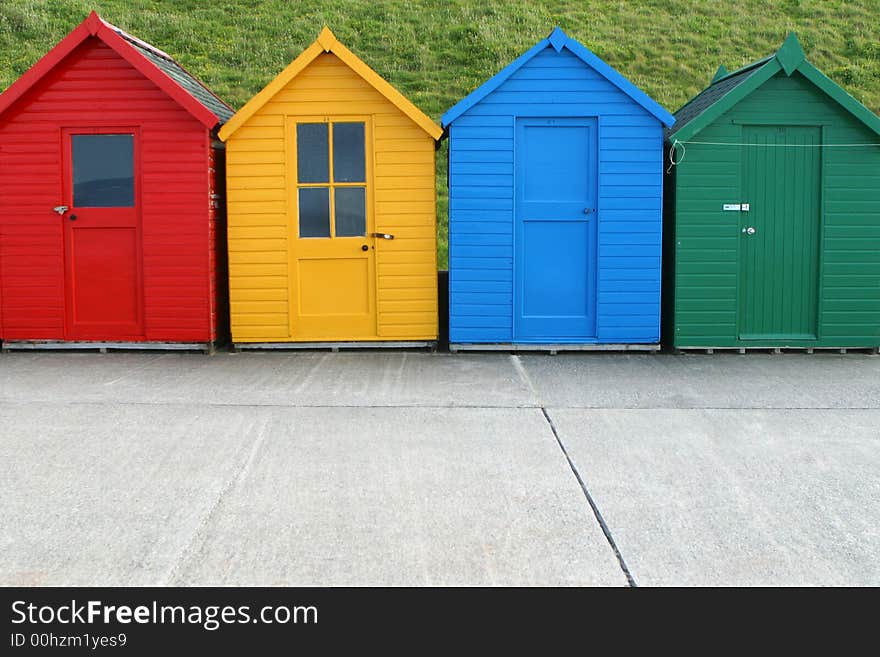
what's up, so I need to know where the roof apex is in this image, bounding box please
[776,32,806,76]
[317,26,337,51]
[85,10,101,35]
[548,27,567,53]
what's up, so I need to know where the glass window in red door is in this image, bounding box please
[71,134,135,207]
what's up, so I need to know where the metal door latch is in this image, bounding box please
[741,226,756,235]
[371,232,394,240]
[53,205,69,215]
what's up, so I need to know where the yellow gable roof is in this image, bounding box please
[219,27,442,141]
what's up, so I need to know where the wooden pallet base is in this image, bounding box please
[233,341,435,352]
[449,343,660,355]
[1,340,217,354]
[675,346,880,355]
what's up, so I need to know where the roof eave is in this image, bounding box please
[442,28,675,128]
[95,21,222,130]
[218,41,325,141]
[0,21,92,118]
[0,12,223,130]
[560,34,675,127]
[671,47,880,143]
[329,38,442,140]
[797,61,880,137]
[220,28,442,142]
[441,37,552,128]
[668,59,781,143]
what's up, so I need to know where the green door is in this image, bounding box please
[739,126,821,341]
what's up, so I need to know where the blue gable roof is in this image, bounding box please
[441,27,675,128]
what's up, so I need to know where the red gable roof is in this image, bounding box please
[0,11,231,129]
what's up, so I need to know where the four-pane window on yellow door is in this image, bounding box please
[218,27,443,345]
[295,121,367,239]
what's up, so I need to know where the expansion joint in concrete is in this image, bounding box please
[540,406,637,587]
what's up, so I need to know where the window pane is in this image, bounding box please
[298,188,330,237]
[332,122,365,183]
[297,123,329,183]
[335,187,366,237]
[72,134,134,207]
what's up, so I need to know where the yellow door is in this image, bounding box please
[287,117,377,340]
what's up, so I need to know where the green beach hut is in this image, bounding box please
[665,33,880,351]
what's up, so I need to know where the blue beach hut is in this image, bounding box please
[443,28,674,350]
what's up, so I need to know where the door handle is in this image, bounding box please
[741,226,756,235]
[371,232,394,240]
[584,208,593,214]
[53,205,69,215]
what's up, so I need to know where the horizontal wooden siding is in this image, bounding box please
[449,47,664,343]
[0,38,216,342]
[672,71,880,347]
[226,53,437,342]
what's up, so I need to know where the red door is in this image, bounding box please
[62,128,144,340]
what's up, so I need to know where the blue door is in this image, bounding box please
[514,117,597,341]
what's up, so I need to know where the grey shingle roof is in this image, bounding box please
[666,57,772,140]
[109,23,234,124]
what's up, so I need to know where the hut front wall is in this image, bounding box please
[225,53,438,343]
[448,46,664,344]
[0,38,216,343]
[672,71,880,348]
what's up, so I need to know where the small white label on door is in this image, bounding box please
[723,203,741,211]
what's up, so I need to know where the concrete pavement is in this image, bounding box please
[0,350,877,585]
[551,407,880,586]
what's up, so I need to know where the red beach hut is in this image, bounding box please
[0,12,232,351]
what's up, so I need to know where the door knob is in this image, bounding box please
[69,215,78,221]
[361,244,369,251]
[741,226,755,235]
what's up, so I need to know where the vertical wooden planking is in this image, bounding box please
[739,125,821,340]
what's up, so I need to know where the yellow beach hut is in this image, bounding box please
[219,28,442,347]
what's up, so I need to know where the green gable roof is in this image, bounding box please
[668,33,880,143]
[666,58,770,140]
